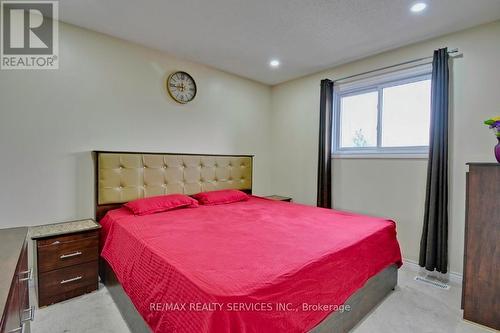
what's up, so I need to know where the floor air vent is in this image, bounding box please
[414,276,450,290]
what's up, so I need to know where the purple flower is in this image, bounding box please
[489,121,500,129]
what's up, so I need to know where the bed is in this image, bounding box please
[94,151,402,333]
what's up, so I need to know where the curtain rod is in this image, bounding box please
[334,48,459,83]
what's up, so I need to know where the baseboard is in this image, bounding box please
[402,258,463,285]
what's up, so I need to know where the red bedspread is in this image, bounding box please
[100,196,402,333]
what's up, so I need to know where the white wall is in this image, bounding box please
[0,22,272,228]
[2,18,499,275]
[270,21,500,275]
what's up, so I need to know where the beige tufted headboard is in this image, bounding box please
[94,151,253,220]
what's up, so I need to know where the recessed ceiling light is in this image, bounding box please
[269,59,280,68]
[410,2,427,13]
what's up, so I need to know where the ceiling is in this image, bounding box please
[58,0,500,85]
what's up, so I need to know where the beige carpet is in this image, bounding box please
[31,266,492,333]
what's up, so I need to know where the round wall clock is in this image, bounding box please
[166,71,197,104]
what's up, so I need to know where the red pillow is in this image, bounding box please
[192,189,249,205]
[124,194,198,216]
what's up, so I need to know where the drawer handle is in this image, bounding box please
[19,268,32,282]
[8,322,25,333]
[22,306,35,322]
[60,251,82,259]
[51,240,61,245]
[60,276,82,284]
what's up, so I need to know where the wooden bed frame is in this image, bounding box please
[94,151,398,333]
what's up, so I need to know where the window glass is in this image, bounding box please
[340,91,378,148]
[381,80,431,147]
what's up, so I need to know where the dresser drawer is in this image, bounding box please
[0,227,31,333]
[38,261,98,307]
[18,241,31,314]
[37,230,98,247]
[2,277,21,333]
[37,237,98,273]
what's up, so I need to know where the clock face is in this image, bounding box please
[166,71,197,104]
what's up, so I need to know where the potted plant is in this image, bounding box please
[484,116,500,163]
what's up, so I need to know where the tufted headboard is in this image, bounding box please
[93,151,253,220]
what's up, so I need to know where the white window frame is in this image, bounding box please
[333,64,432,158]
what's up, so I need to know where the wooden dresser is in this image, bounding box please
[30,220,101,307]
[462,163,500,330]
[0,227,32,333]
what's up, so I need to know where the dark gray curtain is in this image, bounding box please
[419,48,449,273]
[317,79,334,208]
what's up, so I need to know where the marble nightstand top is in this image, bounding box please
[30,219,100,239]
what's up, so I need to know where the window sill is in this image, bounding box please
[332,153,428,159]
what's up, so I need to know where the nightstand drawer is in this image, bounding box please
[37,236,98,273]
[37,230,98,247]
[38,261,98,306]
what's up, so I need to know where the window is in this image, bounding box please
[333,66,431,157]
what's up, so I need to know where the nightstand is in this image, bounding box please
[30,219,101,307]
[265,195,292,202]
